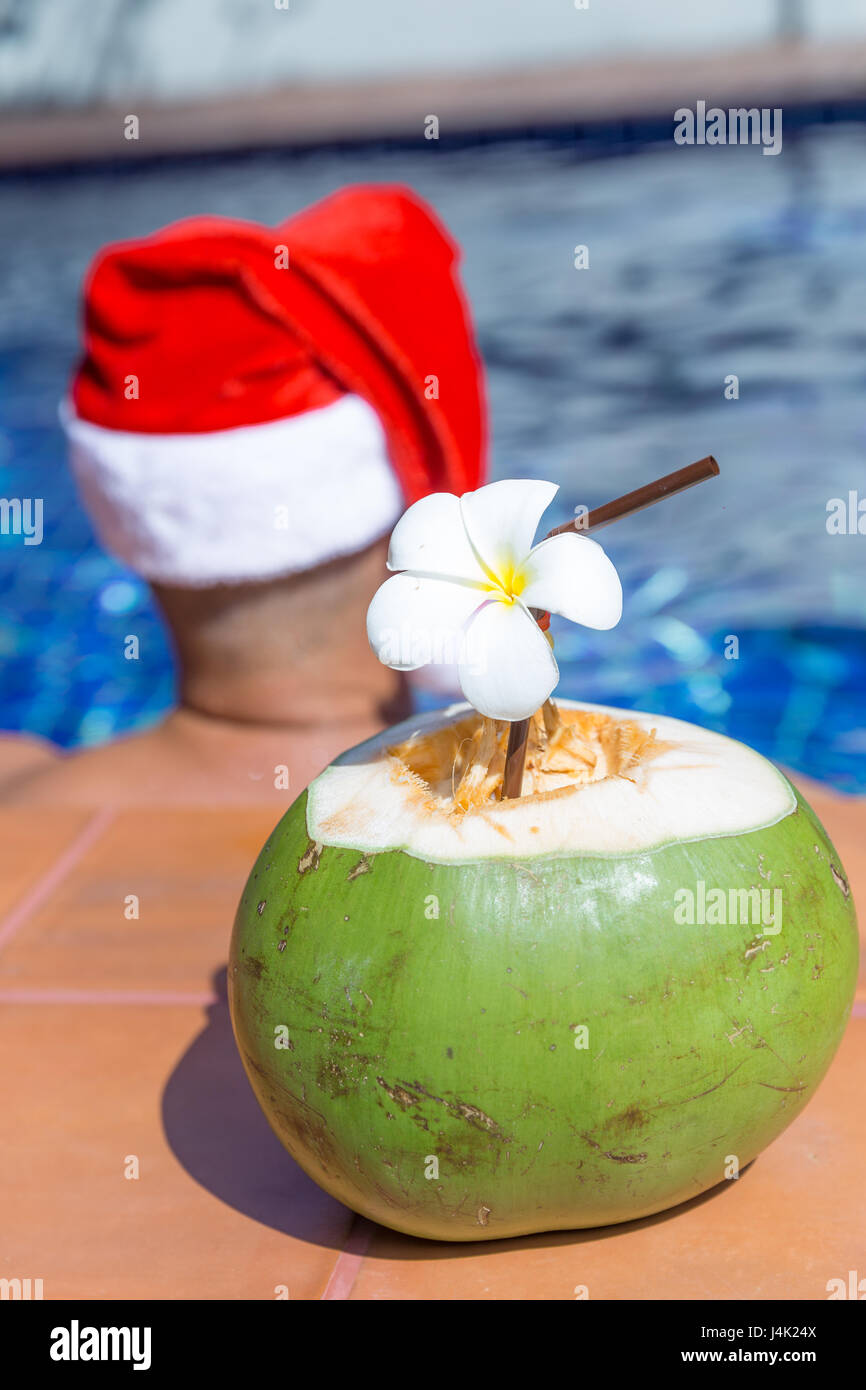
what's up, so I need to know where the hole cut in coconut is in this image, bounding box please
[309,700,797,860]
[386,701,667,816]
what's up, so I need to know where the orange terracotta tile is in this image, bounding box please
[0,808,277,992]
[0,997,351,1299]
[348,1020,866,1300]
[0,808,95,922]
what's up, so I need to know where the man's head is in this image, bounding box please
[150,537,409,730]
[63,185,487,729]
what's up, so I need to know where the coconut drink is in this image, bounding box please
[229,472,857,1241]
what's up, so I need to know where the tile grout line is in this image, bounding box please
[0,806,116,954]
[320,1216,374,1300]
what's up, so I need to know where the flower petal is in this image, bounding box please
[387,492,487,583]
[520,532,623,630]
[458,600,559,720]
[459,479,559,586]
[367,573,483,671]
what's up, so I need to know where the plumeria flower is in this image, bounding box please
[366,479,622,721]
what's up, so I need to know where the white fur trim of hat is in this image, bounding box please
[61,394,404,587]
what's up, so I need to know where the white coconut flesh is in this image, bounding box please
[306,699,797,863]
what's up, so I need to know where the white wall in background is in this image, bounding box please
[811,0,866,40]
[0,0,863,110]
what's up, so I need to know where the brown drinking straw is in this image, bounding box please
[500,456,720,800]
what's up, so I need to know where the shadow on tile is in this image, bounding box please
[162,966,353,1250]
[162,966,749,1260]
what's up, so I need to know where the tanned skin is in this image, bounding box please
[4,539,409,807]
[0,734,58,789]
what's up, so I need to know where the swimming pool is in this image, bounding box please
[1,122,865,789]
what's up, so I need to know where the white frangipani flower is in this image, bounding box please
[366,479,622,721]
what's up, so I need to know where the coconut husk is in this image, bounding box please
[386,701,667,817]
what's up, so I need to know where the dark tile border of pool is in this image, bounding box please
[3,98,866,184]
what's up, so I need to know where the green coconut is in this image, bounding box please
[229,699,857,1241]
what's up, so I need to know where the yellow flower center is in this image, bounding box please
[484,558,527,604]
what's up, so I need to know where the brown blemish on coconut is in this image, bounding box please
[298,840,323,874]
[726,1021,752,1044]
[617,1105,648,1130]
[744,939,770,962]
[347,855,373,881]
[583,1130,646,1163]
[375,1077,507,1140]
[830,863,850,898]
[450,1097,502,1134]
[376,1077,418,1110]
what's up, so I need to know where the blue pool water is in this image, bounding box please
[1,123,865,789]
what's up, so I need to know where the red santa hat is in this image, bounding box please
[62,184,487,586]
